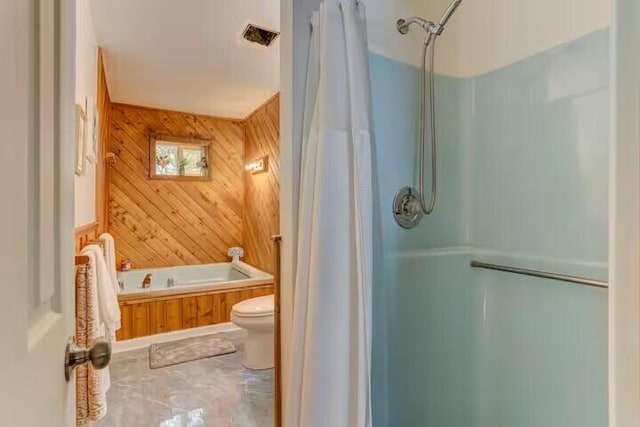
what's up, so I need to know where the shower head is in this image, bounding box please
[397,0,462,36]
[438,0,462,27]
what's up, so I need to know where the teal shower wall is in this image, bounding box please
[469,30,609,263]
[370,53,469,256]
[369,54,469,425]
[382,250,607,427]
[370,29,609,427]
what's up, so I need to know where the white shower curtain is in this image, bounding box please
[286,1,373,426]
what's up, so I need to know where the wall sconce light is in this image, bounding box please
[245,156,269,174]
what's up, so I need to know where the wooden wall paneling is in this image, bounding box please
[243,95,280,273]
[212,293,224,323]
[116,105,245,228]
[173,183,243,246]
[131,303,150,338]
[182,296,198,328]
[165,299,183,332]
[240,289,252,302]
[109,214,159,268]
[223,291,244,322]
[109,129,229,261]
[197,295,214,326]
[116,304,132,341]
[149,301,167,335]
[109,186,200,265]
[96,48,110,233]
[109,167,219,264]
[74,221,99,254]
[117,283,273,304]
[251,287,274,298]
[108,103,245,269]
[115,284,274,340]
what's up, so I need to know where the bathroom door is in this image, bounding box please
[0,0,77,425]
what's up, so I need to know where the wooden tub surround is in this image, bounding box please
[116,282,274,340]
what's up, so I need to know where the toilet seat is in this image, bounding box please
[231,295,274,318]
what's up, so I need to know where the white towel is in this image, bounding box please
[81,244,121,340]
[99,232,119,295]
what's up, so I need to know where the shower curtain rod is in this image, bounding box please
[470,260,608,289]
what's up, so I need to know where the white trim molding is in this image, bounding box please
[609,0,640,425]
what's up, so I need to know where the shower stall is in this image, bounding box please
[281,0,616,427]
[367,0,610,425]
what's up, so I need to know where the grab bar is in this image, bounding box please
[470,260,608,289]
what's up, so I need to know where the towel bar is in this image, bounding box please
[470,260,608,289]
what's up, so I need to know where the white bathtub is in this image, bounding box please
[117,261,273,297]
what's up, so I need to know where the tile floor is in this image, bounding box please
[97,333,273,427]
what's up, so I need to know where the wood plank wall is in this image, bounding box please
[74,221,100,254]
[116,284,273,340]
[108,104,245,269]
[243,95,280,273]
[95,48,110,234]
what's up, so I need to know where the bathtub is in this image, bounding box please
[117,261,273,297]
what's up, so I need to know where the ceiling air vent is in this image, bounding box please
[242,24,280,47]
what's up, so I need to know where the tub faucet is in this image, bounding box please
[227,247,245,263]
[141,273,152,289]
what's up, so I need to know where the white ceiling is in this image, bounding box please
[89,0,280,119]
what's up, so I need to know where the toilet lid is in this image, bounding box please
[232,295,274,317]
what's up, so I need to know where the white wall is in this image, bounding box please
[74,0,97,227]
[366,0,456,71]
[365,0,610,77]
[453,0,610,77]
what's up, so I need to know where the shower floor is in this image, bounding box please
[96,333,273,427]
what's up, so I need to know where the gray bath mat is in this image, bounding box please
[149,333,237,369]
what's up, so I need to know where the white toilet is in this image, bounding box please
[230,294,274,370]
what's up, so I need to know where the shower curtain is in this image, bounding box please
[285,1,373,426]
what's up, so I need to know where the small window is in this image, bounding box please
[150,135,211,181]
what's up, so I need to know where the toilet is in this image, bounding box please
[230,294,274,370]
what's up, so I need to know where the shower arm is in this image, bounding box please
[396,0,462,37]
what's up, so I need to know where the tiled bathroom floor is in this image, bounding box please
[96,334,273,427]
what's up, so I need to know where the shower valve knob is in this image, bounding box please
[393,186,423,229]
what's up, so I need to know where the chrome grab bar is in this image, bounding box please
[470,260,608,289]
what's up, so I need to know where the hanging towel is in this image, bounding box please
[81,244,121,341]
[99,232,119,295]
[286,1,373,426]
[75,262,107,425]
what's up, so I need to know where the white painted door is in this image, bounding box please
[0,0,77,426]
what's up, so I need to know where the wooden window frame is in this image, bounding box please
[149,134,212,181]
